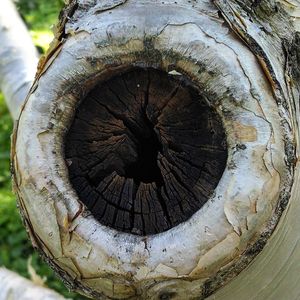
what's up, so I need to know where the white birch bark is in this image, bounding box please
[1,0,300,299]
[0,0,38,119]
[0,1,64,298]
[0,268,66,300]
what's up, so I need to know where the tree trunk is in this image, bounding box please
[2,0,300,299]
[0,268,66,300]
[0,0,38,119]
[0,1,66,298]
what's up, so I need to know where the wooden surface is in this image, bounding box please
[65,68,227,235]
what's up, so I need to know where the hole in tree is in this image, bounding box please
[123,108,164,186]
[65,67,227,235]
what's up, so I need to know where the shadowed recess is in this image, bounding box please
[65,68,227,235]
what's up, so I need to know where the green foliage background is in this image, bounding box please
[0,1,87,298]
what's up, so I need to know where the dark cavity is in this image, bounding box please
[65,68,227,235]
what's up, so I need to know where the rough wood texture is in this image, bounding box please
[0,268,66,300]
[207,165,300,300]
[9,0,300,299]
[0,0,38,119]
[65,68,227,235]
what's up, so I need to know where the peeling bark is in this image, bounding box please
[3,0,300,299]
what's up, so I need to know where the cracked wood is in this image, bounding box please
[65,68,227,235]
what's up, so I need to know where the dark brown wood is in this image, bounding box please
[65,68,227,235]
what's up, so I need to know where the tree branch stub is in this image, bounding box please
[10,0,299,299]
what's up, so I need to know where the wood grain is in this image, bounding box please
[65,68,227,235]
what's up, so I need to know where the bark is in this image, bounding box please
[0,0,38,119]
[0,1,64,298]
[2,0,300,299]
[0,268,66,300]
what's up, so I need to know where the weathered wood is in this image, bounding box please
[0,1,65,298]
[6,0,300,299]
[66,67,227,235]
[207,165,300,300]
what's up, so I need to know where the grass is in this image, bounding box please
[0,1,87,298]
